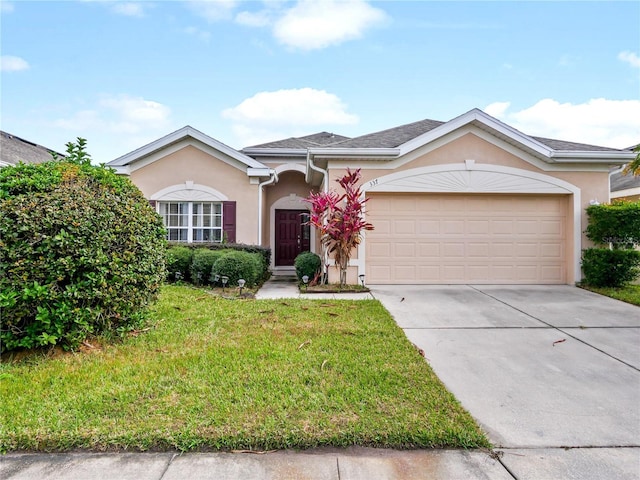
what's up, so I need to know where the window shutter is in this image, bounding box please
[222,201,236,243]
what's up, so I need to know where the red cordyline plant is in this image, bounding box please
[305,168,374,286]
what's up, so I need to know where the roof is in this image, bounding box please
[108,125,268,175]
[531,136,624,153]
[330,118,445,148]
[611,169,640,192]
[1,131,65,166]
[244,111,630,156]
[244,131,351,150]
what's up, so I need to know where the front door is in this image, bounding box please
[275,209,310,266]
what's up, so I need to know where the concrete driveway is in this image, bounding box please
[371,285,640,480]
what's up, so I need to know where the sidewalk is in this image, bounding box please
[1,447,511,480]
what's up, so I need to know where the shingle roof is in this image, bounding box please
[245,132,351,149]
[330,118,445,149]
[243,113,630,154]
[611,169,640,192]
[1,131,64,165]
[531,136,626,152]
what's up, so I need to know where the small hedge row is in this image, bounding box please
[582,201,640,287]
[166,244,270,287]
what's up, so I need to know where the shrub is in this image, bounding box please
[212,251,262,286]
[0,139,166,352]
[294,252,322,282]
[581,248,640,288]
[190,249,229,285]
[585,201,640,248]
[166,246,193,282]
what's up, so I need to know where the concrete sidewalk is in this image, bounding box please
[1,448,511,480]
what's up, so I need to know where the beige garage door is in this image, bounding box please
[366,193,568,284]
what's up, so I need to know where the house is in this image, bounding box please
[107,109,635,285]
[610,147,640,201]
[0,131,64,167]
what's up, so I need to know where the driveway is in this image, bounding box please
[371,285,640,480]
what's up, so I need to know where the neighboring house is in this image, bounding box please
[0,131,64,167]
[610,146,640,201]
[107,109,635,285]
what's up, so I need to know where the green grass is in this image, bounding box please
[579,284,640,306]
[0,285,489,452]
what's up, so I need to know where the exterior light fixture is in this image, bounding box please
[359,274,365,287]
[221,276,229,292]
[238,278,246,296]
[214,274,220,286]
[302,275,309,292]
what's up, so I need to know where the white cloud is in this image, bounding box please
[273,0,388,50]
[222,87,358,146]
[187,0,239,22]
[111,2,145,17]
[1,55,29,72]
[51,94,173,161]
[1,2,14,13]
[618,50,640,68]
[484,98,640,149]
[54,94,171,135]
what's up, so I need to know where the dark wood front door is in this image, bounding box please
[275,209,310,266]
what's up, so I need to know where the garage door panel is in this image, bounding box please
[366,193,567,284]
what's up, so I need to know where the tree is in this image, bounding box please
[306,169,373,286]
[622,145,640,176]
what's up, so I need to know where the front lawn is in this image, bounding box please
[0,285,489,452]
[579,284,640,306]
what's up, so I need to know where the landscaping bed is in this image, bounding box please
[0,285,489,452]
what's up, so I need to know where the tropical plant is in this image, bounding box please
[305,169,374,286]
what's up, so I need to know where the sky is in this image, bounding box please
[1,0,639,164]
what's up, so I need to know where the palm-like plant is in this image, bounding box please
[306,169,374,286]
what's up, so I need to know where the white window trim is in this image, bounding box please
[159,201,223,243]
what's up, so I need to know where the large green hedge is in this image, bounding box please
[0,140,166,352]
[582,201,640,287]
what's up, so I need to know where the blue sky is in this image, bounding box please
[1,0,639,163]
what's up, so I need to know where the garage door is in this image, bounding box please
[365,193,568,284]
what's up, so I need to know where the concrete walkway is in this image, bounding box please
[4,283,639,479]
[255,275,375,300]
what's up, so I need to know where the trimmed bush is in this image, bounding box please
[190,249,230,285]
[211,251,262,286]
[585,201,640,248]
[0,140,166,352]
[581,248,640,288]
[168,242,271,283]
[166,246,193,282]
[294,252,321,282]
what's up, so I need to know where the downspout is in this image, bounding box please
[307,150,328,193]
[257,169,278,246]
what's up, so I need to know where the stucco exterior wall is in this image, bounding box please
[129,145,260,244]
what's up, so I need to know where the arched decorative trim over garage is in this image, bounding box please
[150,181,229,201]
[364,161,578,195]
[360,162,582,284]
